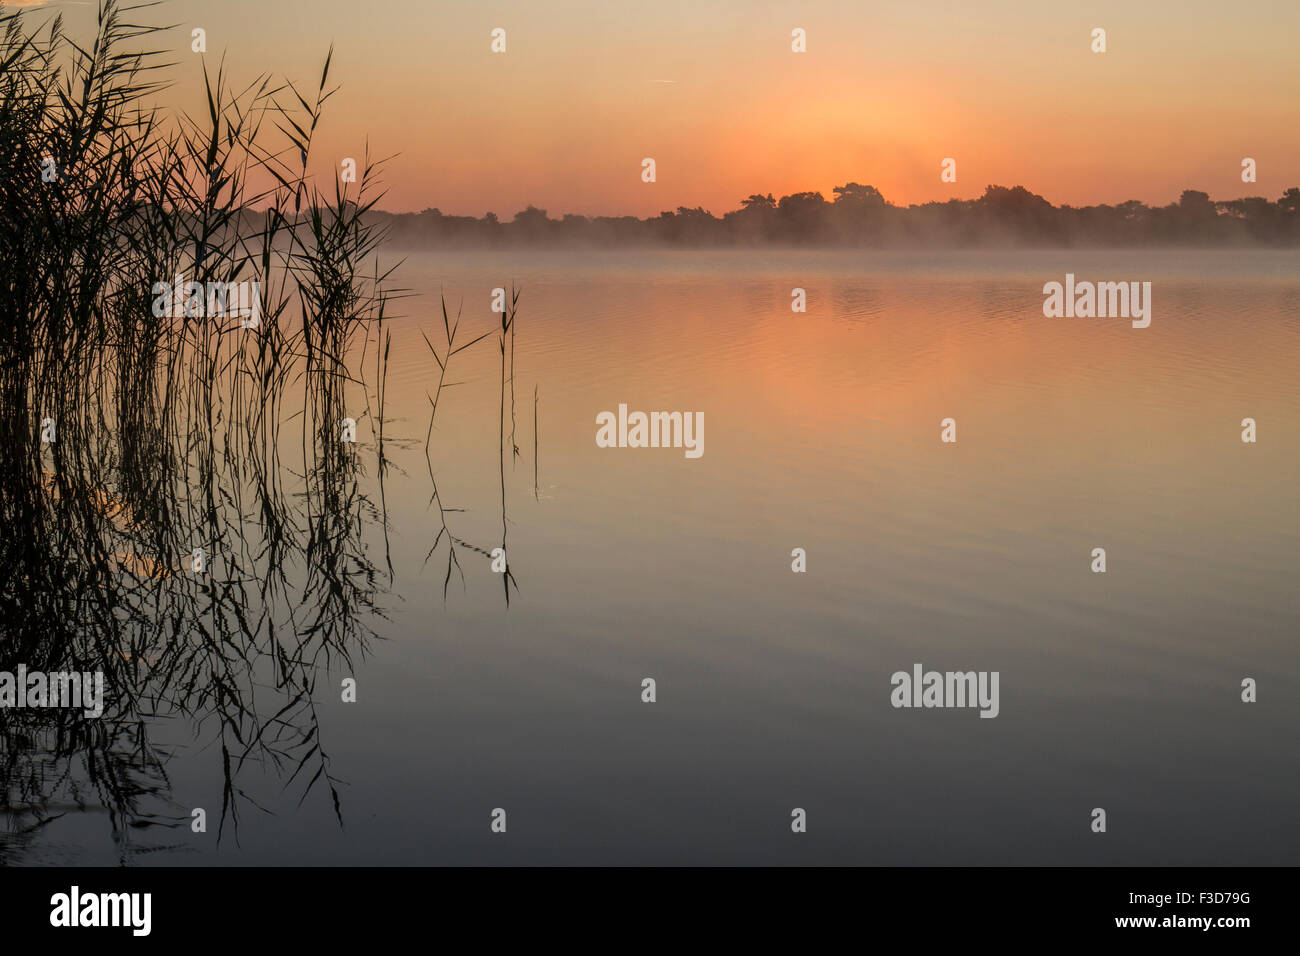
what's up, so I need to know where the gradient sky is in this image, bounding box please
[18,0,1300,215]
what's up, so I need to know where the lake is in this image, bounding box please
[6,248,1298,865]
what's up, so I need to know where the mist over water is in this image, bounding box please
[7,248,1298,865]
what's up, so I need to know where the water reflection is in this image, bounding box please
[0,290,520,862]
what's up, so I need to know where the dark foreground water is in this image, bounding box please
[5,248,1298,865]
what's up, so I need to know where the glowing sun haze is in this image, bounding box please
[23,0,1300,216]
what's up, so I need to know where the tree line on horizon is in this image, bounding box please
[372,183,1300,247]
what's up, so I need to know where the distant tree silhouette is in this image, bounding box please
[832,182,886,207]
[831,182,887,240]
[1174,189,1220,240]
[777,191,829,242]
[727,193,777,241]
[655,206,718,243]
[512,205,552,241]
[372,183,1300,247]
[1279,187,1300,216]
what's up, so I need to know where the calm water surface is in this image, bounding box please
[11,248,1300,865]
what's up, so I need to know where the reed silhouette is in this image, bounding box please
[0,1,516,861]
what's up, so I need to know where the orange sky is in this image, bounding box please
[22,0,1300,215]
